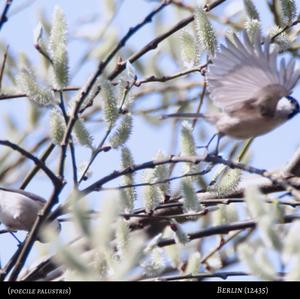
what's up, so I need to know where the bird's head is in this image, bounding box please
[277,96,300,119]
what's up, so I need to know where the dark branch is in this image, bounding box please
[0,0,13,31]
[157,214,300,247]
[0,140,61,187]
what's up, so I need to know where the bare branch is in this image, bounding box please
[0,140,61,187]
[157,214,300,247]
[0,0,13,31]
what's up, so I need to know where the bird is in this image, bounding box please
[0,187,60,241]
[163,31,300,152]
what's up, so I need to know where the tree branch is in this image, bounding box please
[157,214,300,247]
[0,0,13,31]
[150,271,248,281]
[80,153,300,197]
[0,140,61,187]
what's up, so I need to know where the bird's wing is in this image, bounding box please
[207,31,300,115]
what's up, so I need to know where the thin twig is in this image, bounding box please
[58,91,78,188]
[6,3,171,278]
[270,19,300,42]
[80,153,299,196]
[134,66,203,87]
[0,0,13,31]
[192,78,207,129]
[0,86,79,101]
[101,165,214,191]
[201,230,243,264]
[108,15,194,80]
[108,0,226,81]
[59,1,171,183]
[134,81,201,98]
[0,243,25,281]
[203,0,227,11]
[78,126,113,183]
[0,140,60,186]
[0,45,9,92]
[150,271,248,281]
[20,143,55,190]
[157,214,300,247]
[0,136,48,180]
[122,207,218,220]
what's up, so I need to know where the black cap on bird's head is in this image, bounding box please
[286,96,300,119]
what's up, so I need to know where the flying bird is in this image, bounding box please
[163,31,300,150]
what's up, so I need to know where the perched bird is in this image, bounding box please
[0,187,60,239]
[163,31,300,149]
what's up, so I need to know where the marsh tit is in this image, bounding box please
[0,187,60,236]
[163,31,300,145]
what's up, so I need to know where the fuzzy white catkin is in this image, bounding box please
[116,218,130,258]
[285,257,300,281]
[153,150,170,195]
[180,122,196,156]
[193,6,217,57]
[142,248,165,277]
[279,0,297,23]
[181,179,201,213]
[143,169,161,213]
[244,185,267,219]
[185,252,201,275]
[283,220,300,258]
[180,30,197,67]
[180,122,198,174]
[48,6,69,89]
[243,0,260,20]
[101,80,119,127]
[17,68,54,106]
[212,168,241,197]
[245,19,262,43]
[49,109,66,145]
[238,244,276,280]
[257,216,282,251]
[109,114,133,149]
[74,119,93,148]
[70,194,91,237]
[120,146,136,212]
[268,25,292,51]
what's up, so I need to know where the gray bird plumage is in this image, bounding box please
[163,31,300,140]
[0,187,60,238]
